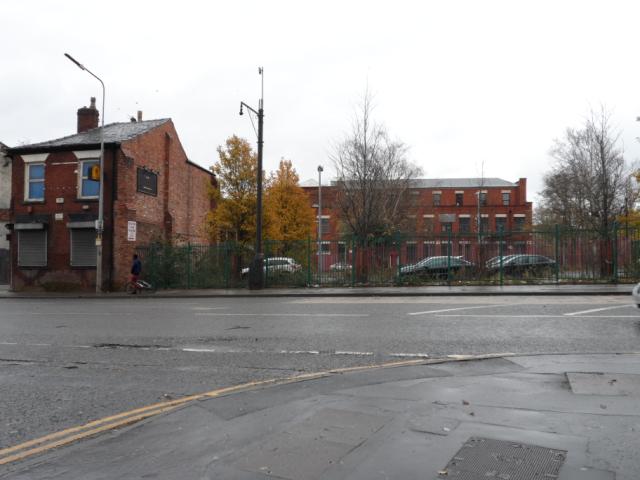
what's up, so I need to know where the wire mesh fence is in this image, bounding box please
[135,224,640,289]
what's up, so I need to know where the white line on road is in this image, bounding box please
[389,352,430,358]
[335,351,374,356]
[190,307,229,311]
[437,314,640,318]
[195,313,369,317]
[563,305,634,316]
[407,304,508,316]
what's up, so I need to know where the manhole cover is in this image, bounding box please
[437,437,566,479]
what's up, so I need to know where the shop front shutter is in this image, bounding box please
[71,229,97,267]
[18,230,47,267]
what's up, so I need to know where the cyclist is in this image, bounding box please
[130,254,142,294]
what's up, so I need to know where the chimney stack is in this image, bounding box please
[137,110,143,122]
[77,97,99,133]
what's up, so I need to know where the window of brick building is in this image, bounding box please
[318,216,330,235]
[502,192,510,206]
[441,222,452,233]
[25,163,45,201]
[423,217,434,233]
[480,217,489,232]
[459,217,470,233]
[432,193,441,206]
[79,160,100,199]
[423,242,435,257]
[479,192,487,206]
[514,216,526,231]
[338,242,346,259]
[455,193,463,206]
[495,217,506,232]
[70,229,97,267]
[18,230,47,267]
[406,242,417,263]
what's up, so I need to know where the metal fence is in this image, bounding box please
[135,225,640,289]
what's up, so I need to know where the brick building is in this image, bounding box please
[302,177,532,266]
[303,177,531,238]
[6,99,215,291]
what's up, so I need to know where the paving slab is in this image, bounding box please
[2,354,638,480]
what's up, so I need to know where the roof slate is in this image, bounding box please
[10,119,170,152]
[410,178,517,188]
[301,177,517,188]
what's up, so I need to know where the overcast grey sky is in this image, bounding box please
[2,0,640,204]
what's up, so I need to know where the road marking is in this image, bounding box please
[0,358,428,466]
[407,304,508,316]
[335,350,374,356]
[195,313,369,317]
[190,307,228,310]
[437,314,640,318]
[182,348,217,353]
[564,305,634,316]
[390,352,430,358]
[279,350,320,355]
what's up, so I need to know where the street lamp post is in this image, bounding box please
[317,165,323,275]
[65,53,105,293]
[240,67,265,289]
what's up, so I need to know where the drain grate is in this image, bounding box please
[438,437,566,479]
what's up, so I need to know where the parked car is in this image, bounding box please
[241,257,301,278]
[400,256,474,279]
[485,255,518,269]
[329,262,352,272]
[487,254,555,276]
[632,283,640,308]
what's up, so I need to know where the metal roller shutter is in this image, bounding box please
[71,229,97,267]
[18,230,47,267]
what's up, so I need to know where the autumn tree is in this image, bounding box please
[537,108,638,236]
[264,159,315,244]
[206,135,259,245]
[331,91,422,240]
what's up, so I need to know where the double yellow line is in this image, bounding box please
[0,359,427,466]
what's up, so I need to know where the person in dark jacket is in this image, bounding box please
[130,254,142,290]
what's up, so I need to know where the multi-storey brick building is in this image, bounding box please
[6,98,215,291]
[302,177,532,266]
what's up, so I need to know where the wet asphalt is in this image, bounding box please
[1,295,639,451]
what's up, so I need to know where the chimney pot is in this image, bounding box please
[137,110,143,122]
[77,97,100,133]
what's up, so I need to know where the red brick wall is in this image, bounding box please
[9,149,117,290]
[112,120,214,289]
[10,120,214,291]
[302,179,533,239]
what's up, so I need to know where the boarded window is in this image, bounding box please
[18,230,47,267]
[70,229,97,267]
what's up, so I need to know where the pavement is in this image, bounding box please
[0,282,636,298]
[2,352,639,479]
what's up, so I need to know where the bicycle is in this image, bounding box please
[124,279,156,294]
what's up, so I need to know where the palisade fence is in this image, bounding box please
[135,224,640,289]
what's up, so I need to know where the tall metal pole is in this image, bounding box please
[317,165,323,275]
[255,97,264,271]
[240,67,265,289]
[65,53,105,293]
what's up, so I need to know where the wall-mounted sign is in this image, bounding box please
[137,168,158,196]
[127,221,137,242]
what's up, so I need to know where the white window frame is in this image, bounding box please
[78,159,100,199]
[24,163,45,202]
[319,240,331,255]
